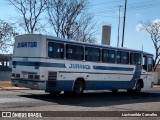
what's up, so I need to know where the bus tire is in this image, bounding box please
[135,81,142,93]
[73,79,85,95]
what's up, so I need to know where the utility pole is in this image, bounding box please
[121,0,127,47]
[117,5,122,47]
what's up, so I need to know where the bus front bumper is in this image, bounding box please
[11,79,46,90]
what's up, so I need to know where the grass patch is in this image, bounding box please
[0,81,12,88]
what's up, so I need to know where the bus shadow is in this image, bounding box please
[18,90,160,107]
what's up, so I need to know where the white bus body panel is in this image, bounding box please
[11,34,154,92]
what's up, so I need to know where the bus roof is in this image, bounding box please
[16,34,154,56]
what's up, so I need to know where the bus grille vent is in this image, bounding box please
[48,72,57,81]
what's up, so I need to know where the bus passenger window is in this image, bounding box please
[48,42,64,59]
[102,49,109,62]
[85,47,91,61]
[108,50,115,63]
[75,46,84,60]
[91,48,100,62]
[121,52,129,64]
[48,42,53,58]
[66,45,74,60]
[116,51,121,63]
[85,47,100,62]
[53,43,64,58]
[130,53,141,65]
[116,51,129,64]
[66,45,84,60]
[143,56,147,71]
[148,57,153,72]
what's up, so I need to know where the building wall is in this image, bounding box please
[101,25,111,45]
[155,67,160,84]
[153,72,158,84]
[0,71,11,80]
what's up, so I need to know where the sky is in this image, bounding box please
[0,0,160,56]
[88,0,160,55]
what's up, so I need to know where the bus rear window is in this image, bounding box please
[48,42,64,59]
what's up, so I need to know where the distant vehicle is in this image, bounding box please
[11,34,154,95]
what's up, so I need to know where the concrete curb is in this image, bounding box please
[0,85,160,90]
[153,85,160,88]
[0,87,30,90]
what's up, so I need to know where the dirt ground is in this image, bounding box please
[0,81,12,88]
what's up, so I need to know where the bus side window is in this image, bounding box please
[85,47,91,61]
[130,53,141,65]
[121,52,129,64]
[148,57,153,72]
[66,45,84,60]
[66,44,74,60]
[116,51,121,64]
[75,46,84,60]
[48,42,53,58]
[53,42,64,58]
[85,47,100,62]
[48,42,64,59]
[102,49,109,62]
[143,56,147,71]
[91,48,100,62]
[108,50,115,63]
[116,51,129,64]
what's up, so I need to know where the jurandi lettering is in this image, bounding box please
[69,64,90,69]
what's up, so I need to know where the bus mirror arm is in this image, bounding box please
[153,59,155,68]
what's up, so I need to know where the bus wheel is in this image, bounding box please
[73,80,85,95]
[135,81,141,93]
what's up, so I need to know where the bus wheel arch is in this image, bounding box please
[137,79,144,88]
[135,79,144,93]
[72,78,85,95]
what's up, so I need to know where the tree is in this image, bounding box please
[8,0,48,33]
[47,0,96,43]
[0,19,16,53]
[139,20,160,71]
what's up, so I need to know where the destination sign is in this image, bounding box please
[17,42,37,48]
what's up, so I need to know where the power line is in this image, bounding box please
[127,3,160,11]
[90,0,122,6]
[92,0,160,16]
[93,15,123,18]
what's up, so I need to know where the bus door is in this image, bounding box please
[143,55,153,88]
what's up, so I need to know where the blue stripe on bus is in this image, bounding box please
[45,65,142,92]
[12,61,66,68]
[45,80,136,92]
[93,66,134,71]
[13,61,134,71]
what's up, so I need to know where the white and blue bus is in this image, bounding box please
[11,34,154,95]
